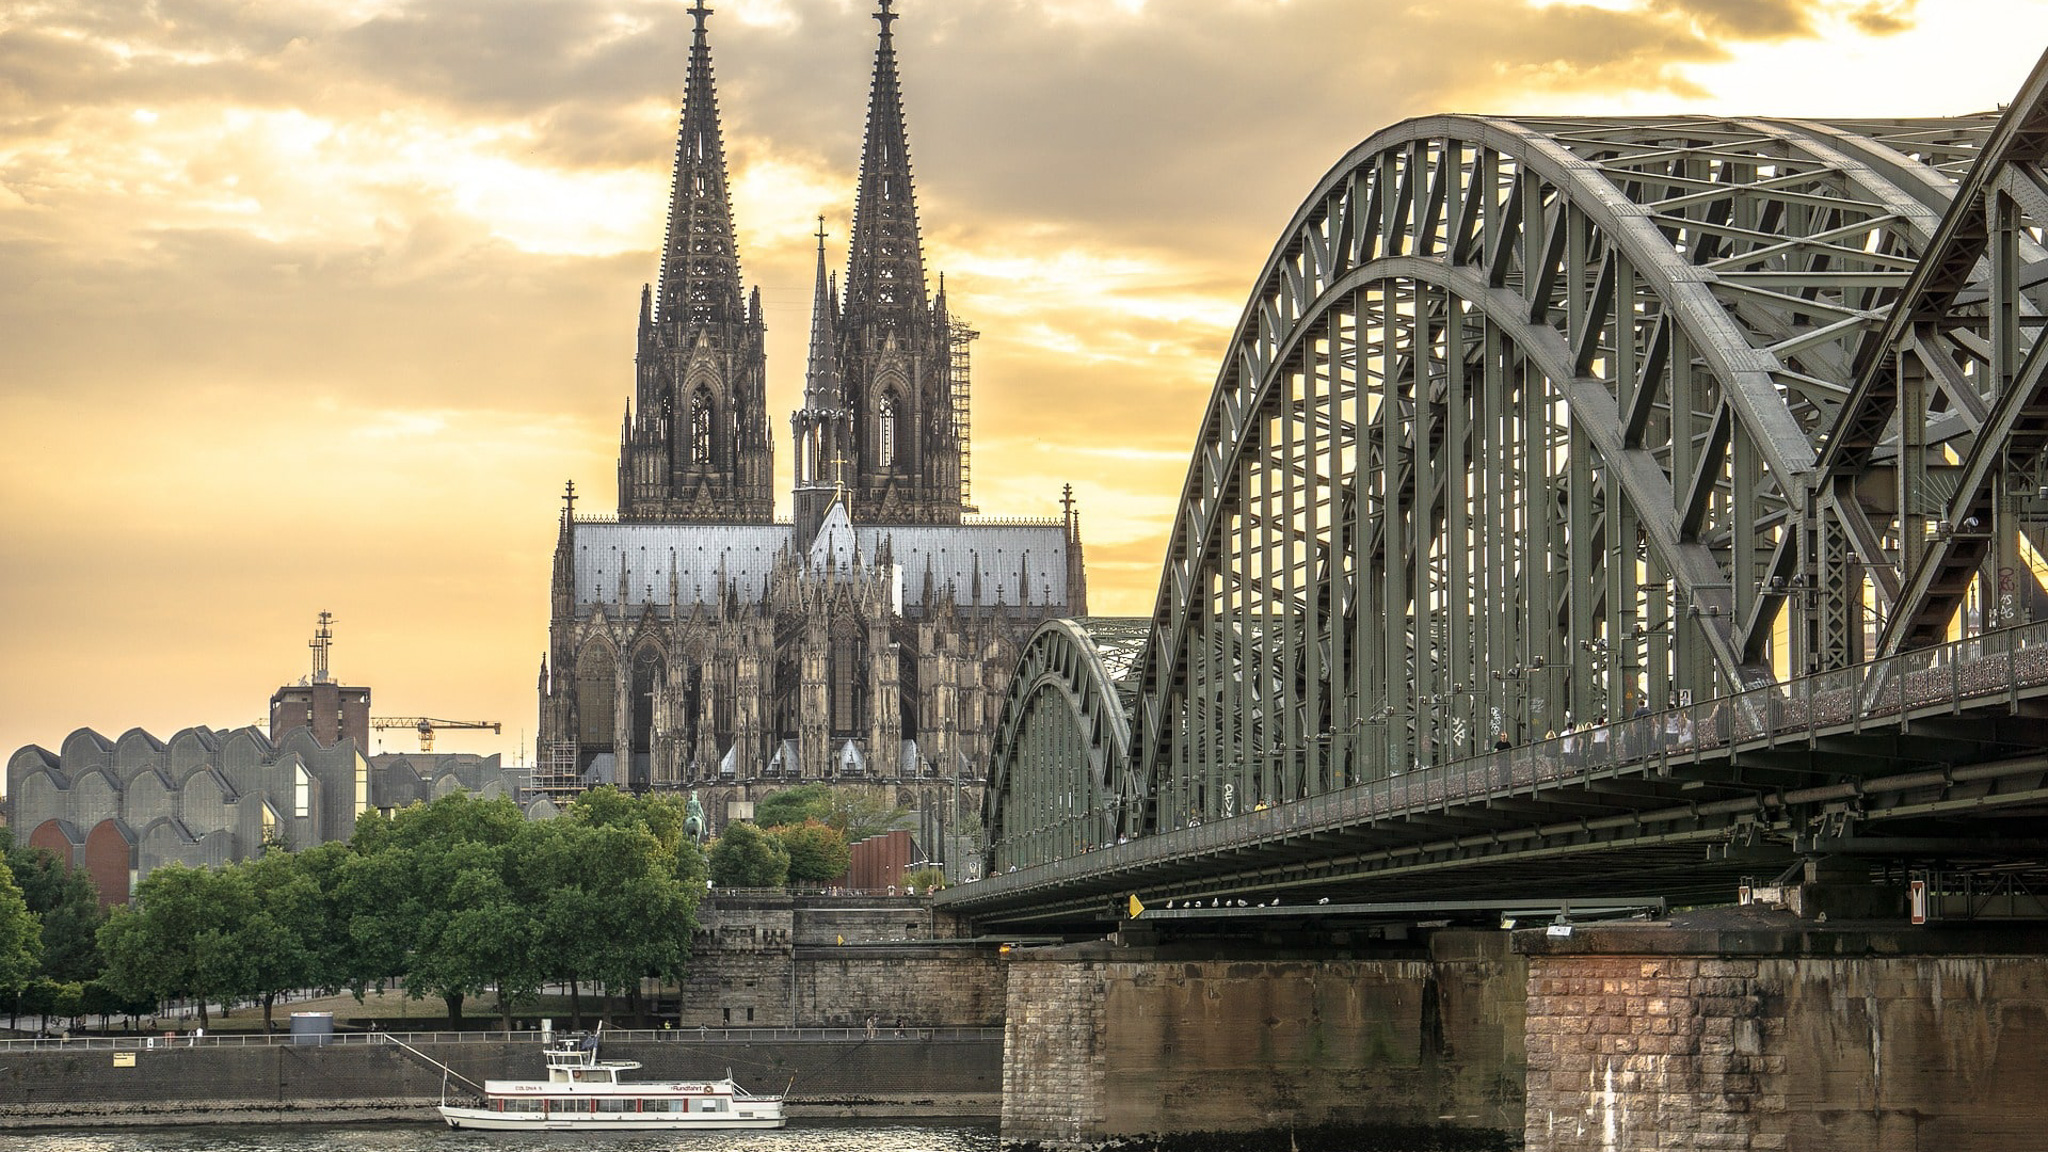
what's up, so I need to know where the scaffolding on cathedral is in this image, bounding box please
[950,318,976,512]
[532,739,582,807]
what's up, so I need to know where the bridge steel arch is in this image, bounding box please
[1124,109,2029,842]
[984,618,1148,873]
[977,82,2048,878]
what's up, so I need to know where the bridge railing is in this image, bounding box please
[978,621,2048,889]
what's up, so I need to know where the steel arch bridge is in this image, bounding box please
[959,56,2048,926]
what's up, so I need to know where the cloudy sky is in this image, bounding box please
[3,0,2043,765]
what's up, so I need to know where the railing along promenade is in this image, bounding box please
[964,621,2048,903]
[0,1025,1004,1052]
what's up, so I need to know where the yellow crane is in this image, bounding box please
[370,717,502,752]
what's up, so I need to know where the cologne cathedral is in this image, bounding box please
[535,1,1088,857]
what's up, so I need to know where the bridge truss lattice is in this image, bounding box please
[980,58,2048,884]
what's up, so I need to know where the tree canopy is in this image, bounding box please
[97,863,245,1028]
[755,783,911,847]
[93,790,707,1030]
[0,831,102,984]
[753,784,832,830]
[774,820,851,884]
[707,821,789,888]
[0,860,43,993]
[826,790,913,844]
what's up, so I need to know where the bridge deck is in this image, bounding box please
[944,623,2048,928]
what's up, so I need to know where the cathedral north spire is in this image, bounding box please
[798,0,965,527]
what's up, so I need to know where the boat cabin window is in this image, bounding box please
[547,1099,592,1113]
[597,1098,633,1112]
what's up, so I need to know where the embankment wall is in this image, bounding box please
[682,894,1006,1028]
[0,1035,1001,1127]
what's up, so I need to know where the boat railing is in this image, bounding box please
[0,1025,1005,1051]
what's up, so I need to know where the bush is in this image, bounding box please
[903,865,947,894]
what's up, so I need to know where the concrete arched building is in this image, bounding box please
[5,725,534,906]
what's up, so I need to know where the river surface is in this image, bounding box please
[3,1120,1001,1152]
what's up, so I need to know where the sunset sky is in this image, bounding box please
[4,0,2044,767]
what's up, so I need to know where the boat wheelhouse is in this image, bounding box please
[437,1034,787,1131]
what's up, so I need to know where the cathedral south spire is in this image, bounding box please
[844,0,927,322]
[825,0,965,526]
[619,0,774,523]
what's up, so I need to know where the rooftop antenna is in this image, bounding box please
[310,611,335,685]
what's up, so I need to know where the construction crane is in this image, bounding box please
[370,717,502,752]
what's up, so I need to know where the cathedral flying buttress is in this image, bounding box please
[539,1,1087,863]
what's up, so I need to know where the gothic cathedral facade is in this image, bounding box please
[537,1,1088,866]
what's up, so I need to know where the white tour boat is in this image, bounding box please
[436,1033,787,1131]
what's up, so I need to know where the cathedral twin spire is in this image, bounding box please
[623,0,963,534]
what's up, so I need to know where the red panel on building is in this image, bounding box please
[82,820,134,909]
[27,821,74,868]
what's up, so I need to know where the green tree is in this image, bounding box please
[671,829,710,891]
[285,841,355,997]
[754,784,833,830]
[774,820,851,884]
[0,859,44,1016]
[220,848,331,1031]
[80,979,148,1030]
[15,977,57,1030]
[340,793,532,1027]
[532,817,698,1027]
[51,981,83,1031]
[0,831,102,982]
[707,822,789,888]
[96,863,247,1028]
[566,784,643,830]
[568,787,708,888]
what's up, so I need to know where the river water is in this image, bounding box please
[4,1120,1001,1152]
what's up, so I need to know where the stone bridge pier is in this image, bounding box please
[998,916,2048,1151]
[999,929,1527,1149]
[1521,916,2048,1151]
